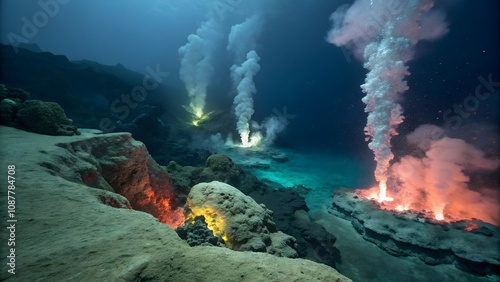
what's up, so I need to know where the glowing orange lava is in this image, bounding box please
[359,184,394,204]
[357,181,499,225]
[464,222,479,232]
[374,134,500,226]
[141,187,185,228]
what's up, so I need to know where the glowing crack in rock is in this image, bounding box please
[185,200,228,242]
[141,187,185,229]
[464,222,479,232]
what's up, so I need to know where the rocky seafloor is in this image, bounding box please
[0,126,350,282]
[328,189,500,278]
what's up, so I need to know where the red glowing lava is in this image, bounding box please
[358,130,500,226]
[357,183,499,226]
[464,222,479,232]
[140,187,185,228]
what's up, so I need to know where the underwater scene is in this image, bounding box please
[0,0,498,281]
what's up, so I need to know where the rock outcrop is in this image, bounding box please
[250,189,339,266]
[185,181,299,258]
[15,100,79,136]
[167,154,264,198]
[0,126,351,282]
[168,153,340,266]
[329,189,500,276]
[42,129,185,228]
[0,85,79,136]
[176,215,225,247]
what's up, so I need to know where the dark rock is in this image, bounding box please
[249,189,338,267]
[0,99,17,126]
[0,83,30,102]
[471,226,494,237]
[167,154,264,200]
[16,100,79,136]
[293,184,312,196]
[329,189,500,276]
[14,43,43,53]
[176,216,225,247]
[154,141,211,167]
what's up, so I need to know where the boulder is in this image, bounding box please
[0,99,17,126]
[176,215,225,247]
[16,100,78,136]
[0,83,30,102]
[185,181,299,258]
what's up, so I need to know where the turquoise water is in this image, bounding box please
[219,146,372,213]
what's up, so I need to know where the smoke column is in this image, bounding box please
[262,116,287,145]
[231,50,261,147]
[326,0,448,201]
[227,15,263,62]
[228,15,264,146]
[179,18,222,119]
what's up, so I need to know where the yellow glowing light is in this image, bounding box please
[240,131,250,147]
[191,111,212,127]
[395,205,407,212]
[183,106,214,127]
[194,108,203,119]
[239,131,262,148]
[377,180,393,202]
[435,212,444,221]
[185,200,228,242]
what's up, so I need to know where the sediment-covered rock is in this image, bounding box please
[185,181,299,258]
[44,129,185,228]
[0,126,351,282]
[328,189,500,276]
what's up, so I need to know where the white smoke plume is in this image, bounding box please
[327,0,448,200]
[227,15,264,62]
[231,50,261,146]
[390,125,500,224]
[179,18,223,117]
[227,15,265,147]
[262,115,287,145]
